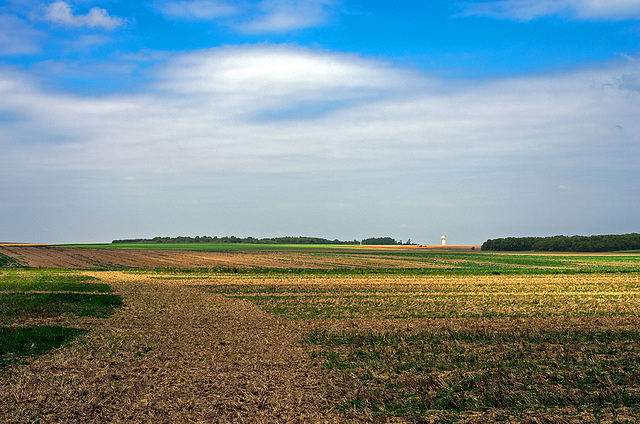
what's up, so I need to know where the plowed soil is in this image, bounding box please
[0,245,444,269]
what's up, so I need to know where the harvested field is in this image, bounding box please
[1,271,343,423]
[2,248,640,423]
[1,245,440,269]
[0,245,285,269]
[2,244,639,271]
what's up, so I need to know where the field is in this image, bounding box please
[1,245,640,423]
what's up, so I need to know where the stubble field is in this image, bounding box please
[1,245,640,423]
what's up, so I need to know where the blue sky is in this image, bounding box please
[1,0,639,244]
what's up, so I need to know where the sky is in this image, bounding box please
[0,0,639,245]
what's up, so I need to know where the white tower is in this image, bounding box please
[441,235,446,246]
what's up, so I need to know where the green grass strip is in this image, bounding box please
[0,293,123,320]
[0,271,107,292]
[0,325,87,367]
[0,281,111,292]
[0,252,23,268]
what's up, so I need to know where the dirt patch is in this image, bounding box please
[0,271,342,423]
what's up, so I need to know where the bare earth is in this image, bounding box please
[1,271,344,423]
[0,245,453,269]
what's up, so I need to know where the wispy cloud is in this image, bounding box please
[152,0,238,20]
[154,0,341,32]
[459,0,640,21]
[0,13,43,54]
[237,0,340,32]
[36,1,126,30]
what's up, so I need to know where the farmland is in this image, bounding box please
[1,243,638,272]
[1,245,640,422]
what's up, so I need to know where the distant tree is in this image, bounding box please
[112,235,358,245]
[482,237,537,251]
[361,237,399,245]
[482,233,640,252]
[532,235,571,251]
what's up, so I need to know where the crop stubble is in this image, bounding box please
[2,270,640,423]
[204,273,640,422]
[0,271,343,423]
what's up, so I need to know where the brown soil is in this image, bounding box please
[0,245,449,269]
[0,271,344,423]
[1,246,264,268]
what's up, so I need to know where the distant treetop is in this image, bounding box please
[482,233,640,252]
[112,235,360,245]
[360,237,400,245]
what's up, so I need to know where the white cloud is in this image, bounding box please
[154,0,340,31]
[0,13,43,54]
[1,46,639,242]
[155,45,421,101]
[1,45,638,174]
[460,0,640,21]
[153,0,237,20]
[39,1,126,30]
[237,0,339,32]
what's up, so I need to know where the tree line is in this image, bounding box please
[111,235,416,246]
[481,233,640,252]
[360,237,417,245]
[112,235,362,245]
